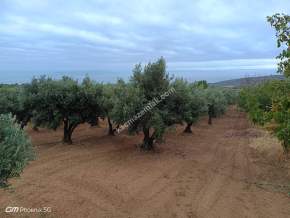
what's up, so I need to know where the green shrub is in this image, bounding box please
[239,79,290,153]
[0,114,35,187]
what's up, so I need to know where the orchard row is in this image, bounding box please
[0,58,237,150]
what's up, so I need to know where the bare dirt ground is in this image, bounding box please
[1,106,290,218]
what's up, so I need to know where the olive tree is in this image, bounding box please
[0,86,20,116]
[0,83,40,129]
[170,79,206,133]
[31,76,103,144]
[112,58,176,150]
[0,86,24,127]
[204,88,227,124]
[0,114,34,187]
[102,83,119,135]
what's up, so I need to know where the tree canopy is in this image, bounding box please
[267,13,290,77]
[30,76,103,144]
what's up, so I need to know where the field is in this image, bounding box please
[0,106,290,218]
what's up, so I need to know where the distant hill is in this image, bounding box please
[212,75,285,87]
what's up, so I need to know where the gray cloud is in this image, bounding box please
[0,0,289,82]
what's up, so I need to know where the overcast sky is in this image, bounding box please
[0,0,289,83]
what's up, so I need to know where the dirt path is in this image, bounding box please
[0,106,289,218]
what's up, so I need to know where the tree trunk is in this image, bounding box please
[107,117,115,135]
[141,127,154,150]
[208,104,214,125]
[208,115,212,125]
[20,122,25,129]
[62,119,78,144]
[184,122,193,133]
[282,140,289,154]
[63,128,72,144]
[90,117,99,127]
[20,116,31,129]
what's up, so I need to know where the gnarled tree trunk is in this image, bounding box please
[183,122,193,133]
[63,119,78,144]
[141,127,155,150]
[107,117,115,135]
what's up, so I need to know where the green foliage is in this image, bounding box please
[221,88,239,105]
[193,80,208,89]
[111,80,144,134]
[112,58,173,150]
[0,83,38,128]
[204,88,228,117]
[0,114,34,187]
[170,79,207,133]
[0,58,236,151]
[267,13,290,77]
[239,79,290,152]
[30,76,103,144]
[112,59,235,147]
[239,81,275,125]
[270,80,290,152]
[0,86,21,116]
[239,15,290,152]
[101,82,127,135]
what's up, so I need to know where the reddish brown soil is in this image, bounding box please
[1,106,290,218]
